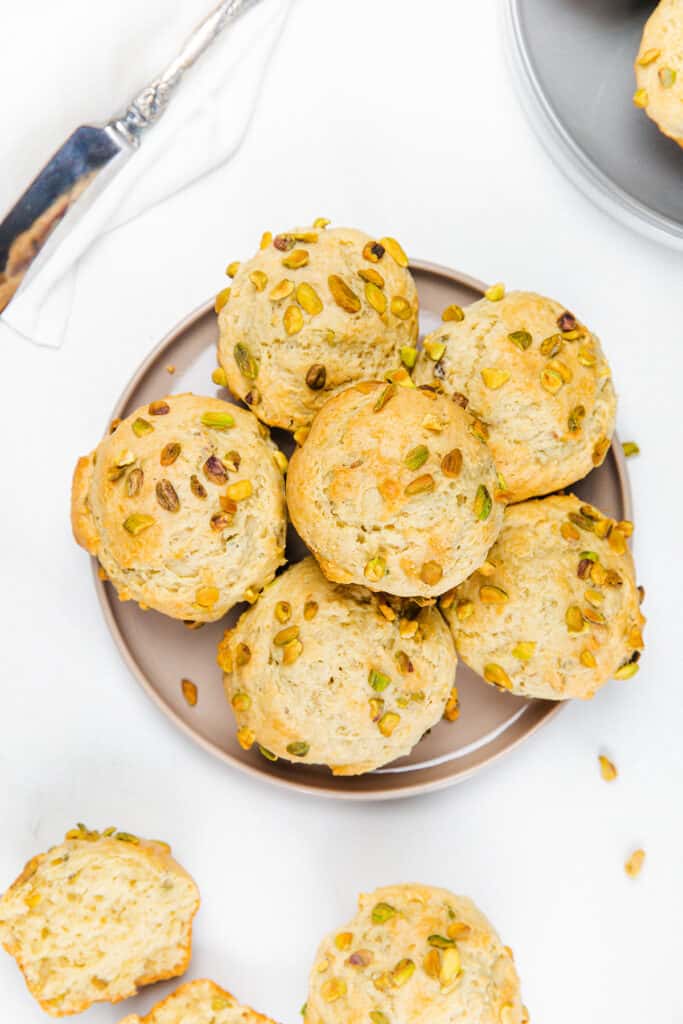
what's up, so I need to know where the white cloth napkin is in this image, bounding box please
[1,0,291,348]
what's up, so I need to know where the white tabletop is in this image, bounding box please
[1,2,681,1022]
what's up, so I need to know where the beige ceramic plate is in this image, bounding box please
[94,260,631,800]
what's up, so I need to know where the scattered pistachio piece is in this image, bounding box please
[365,281,387,313]
[196,586,220,608]
[306,363,326,390]
[371,901,396,924]
[215,287,231,313]
[132,417,154,437]
[637,47,660,66]
[405,473,435,496]
[226,261,240,278]
[624,848,645,878]
[156,479,180,512]
[148,400,170,416]
[212,367,228,387]
[234,343,258,380]
[622,441,640,457]
[201,410,234,430]
[369,669,391,692]
[249,270,268,291]
[508,329,532,350]
[474,484,492,521]
[481,368,510,389]
[123,513,155,536]
[181,678,198,707]
[405,444,429,471]
[400,345,417,368]
[287,741,310,757]
[282,249,309,269]
[484,282,505,302]
[599,754,618,781]
[231,692,251,711]
[329,274,361,312]
[380,236,408,267]
[483,664,512,689]
[296,281,323,315]
[443,686,460,721]
[442,304,464,322]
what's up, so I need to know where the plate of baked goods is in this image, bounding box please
[505,0,683,249]
[70,221,645,799]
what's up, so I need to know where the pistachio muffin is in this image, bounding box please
[71,393,287,622]
[219,557,457,775]
[118,979,278,1024]
[442,495,645,701]
[305,883,526,1024]
[413,289,617,503]
[0,824,199,1016]
[634,0,683,147]
[286,382,503,598]
[216,222,418,431]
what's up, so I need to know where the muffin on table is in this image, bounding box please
[634,0,683,147]
[0,824,199,1017]
[218,557,457,775]
[118,979,279,1024]
[286,382,503,598]
[413,289,616,503]
[216,222,418,432]
[304,883,526,1024]
[441,494,645,701]
[71,393,287,622]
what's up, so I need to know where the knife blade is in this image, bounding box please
[0,0,261,317]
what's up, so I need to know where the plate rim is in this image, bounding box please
[93,258,632,801]
[504,0,683,251]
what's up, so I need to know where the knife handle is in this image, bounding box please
[112,0,262,144]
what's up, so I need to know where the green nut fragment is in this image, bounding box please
[372,902,396,924]
[201,410,235,430]
[622,441,640,457]
[473,484,492,521]
[374,383,397,412]
[369,1013,389,1024]
[404,444,429,471]
[286,741,310,757]
[508,330,532,350]
[258,745,278,762]
[428,934,455,948]
[132,417,154,437]
[123,513,155,536]
[234,342,259,380]
[369,669,391,692]
[114,832,139,844]
[400,346,417,369]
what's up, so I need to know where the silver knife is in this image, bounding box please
[0,0,261,314]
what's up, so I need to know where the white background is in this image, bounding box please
[1,2,682,1022]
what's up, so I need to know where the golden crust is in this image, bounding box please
[286,382,503,597]
[305,883,524,1024]
[117,978,279,1024]
[0,827,200,1017]
[634,0,683,147]
[443,494,645,700]
[220,557,457,774]
[217,225,418,431]
[70,393,287,621]
[413,291,617,503]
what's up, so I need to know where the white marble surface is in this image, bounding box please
[1,1,681,1022]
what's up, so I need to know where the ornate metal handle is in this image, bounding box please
[113,0,262,144]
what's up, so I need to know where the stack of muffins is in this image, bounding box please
[71,221,645,776]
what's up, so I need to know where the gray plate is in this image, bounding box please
[94,260,631,800]
[506,0,683,248]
